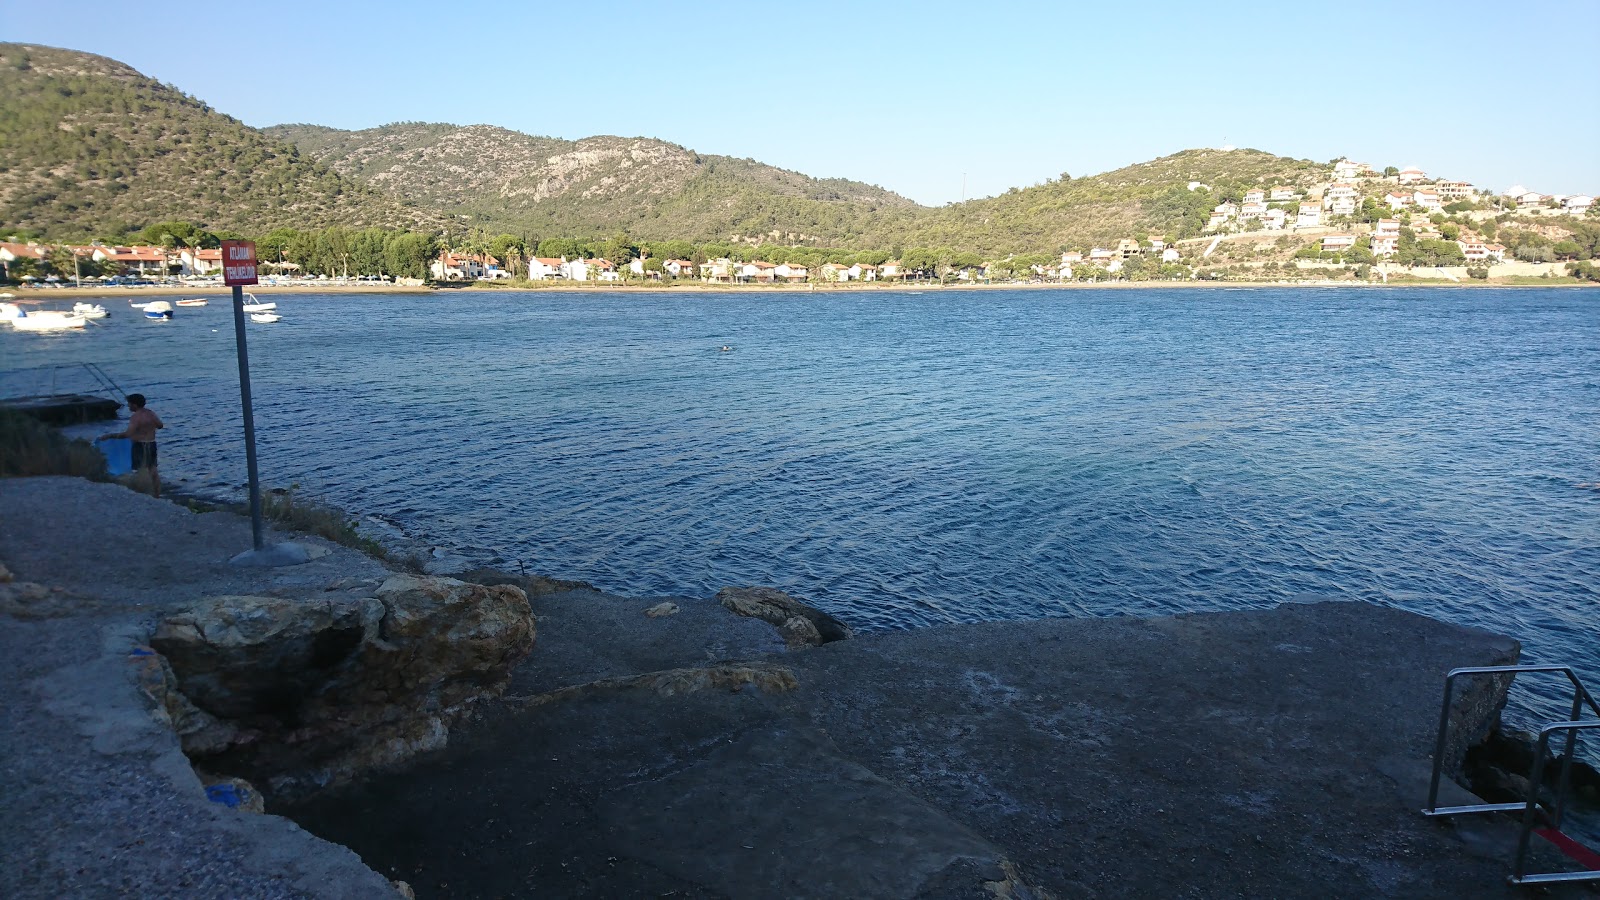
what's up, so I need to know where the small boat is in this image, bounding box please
[240,291,276,313]
[72,302,109,319]
[143,301,174,320]
[0,302,22,320]
[11,310,87,331]
[250,312,282,324]
[176,298,209,307]
[129,300,153,310]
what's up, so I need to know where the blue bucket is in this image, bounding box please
[101,438,132,476]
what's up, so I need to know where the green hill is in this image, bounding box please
[0,43,1339,257]
[904,149,1330,255]
[0,44,442,239]
[264,122,922,246]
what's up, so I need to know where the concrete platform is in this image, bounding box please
[286,590,1595,899]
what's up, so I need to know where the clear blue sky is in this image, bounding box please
[5,0,1597,205]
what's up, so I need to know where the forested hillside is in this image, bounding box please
[0,44,441,239]
[265,122,921,246]
[1,43,1343,257]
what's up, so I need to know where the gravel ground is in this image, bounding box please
[0,477,400,900]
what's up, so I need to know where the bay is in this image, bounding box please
[4,286,1597,728]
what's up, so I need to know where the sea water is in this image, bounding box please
[4,287,1596,728]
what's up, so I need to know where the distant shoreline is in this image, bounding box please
[5,279,1595,299]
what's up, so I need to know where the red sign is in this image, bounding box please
[221,240,259,286]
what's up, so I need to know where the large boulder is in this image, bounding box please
[149,574,534,795]
[715,586,852,647]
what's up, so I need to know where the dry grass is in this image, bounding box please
[0,410,109,479]
[260,485,388,559]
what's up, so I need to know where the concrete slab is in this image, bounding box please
[283,600,1595,899]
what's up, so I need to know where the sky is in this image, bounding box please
[4,0,1597,205]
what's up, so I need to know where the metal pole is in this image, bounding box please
[230,284,265,550]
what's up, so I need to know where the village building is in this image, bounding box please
[1413,190,1443,212]
[775,262,809,282]
[700,258,734,282]
[1321,234,1357,254]
[1161,247,1181,263]
[1515,191,1547,206]
[1486,244,1507,262]
[878,260,906,279]
[177,248,222,275]
[1061,251,1083,265]
[849,263,877,281]
[103,246,173,276]
[1088,248,1115,263]
[1384,191,1412,210]
[561,257,616,281]
[1269,187,1299,202]
[738,260,777,282]
[1325,183,1359,202]
[1116,238,1141,259]
[1459,240,1489,262]
[528,257,564,279]
[663,259,696,278]
[1327,196,1358,216]
[1296,202,1322,228]
[1563,195,1594,215]
[1332,159,1363,180]
[1374,219,1401,237]
[1436,181,1474,201]
[1243,189,1266,205]
[1239,202,1267,220]
[1370,234,1399,258]
[0,242,49,278]
[1397,166,1428,184]
[1260,208,1287,230]
[1146,239,1166,254]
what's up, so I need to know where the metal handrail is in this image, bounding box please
[1511,720,1600,885]
[1421,664,1600,887]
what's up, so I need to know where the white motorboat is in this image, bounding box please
[176,298,208,307]
[250,312,282,324]
[143,300,174,320]
[72,302,109,319]
[0,302,22,320]
[240,291,276,313]
[11,310,87,331]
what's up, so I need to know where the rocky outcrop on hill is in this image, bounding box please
[145,574,534,796]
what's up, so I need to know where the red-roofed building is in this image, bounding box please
[529,257,564,279]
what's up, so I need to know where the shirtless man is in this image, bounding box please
[98,393,165,498]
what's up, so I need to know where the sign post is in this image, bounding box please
[222,240,265,551]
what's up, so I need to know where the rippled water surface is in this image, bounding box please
[5,287,1597,720]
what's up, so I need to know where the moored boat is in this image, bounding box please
[250,312,282,324]
[143,300,174,320]
[72,302,109,319]
[176,298,208,307]
[240,291,276,313]
[11,310,87,331]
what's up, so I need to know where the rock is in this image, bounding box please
[644,602,679,618]
[147,574,535,796]
[392,880,416,899]
[0,581,98,619]
[715,586,852,647]
[458,566,594,598]
[780,615,821,647]
[0,561,12,582]
[199,773,267,814]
